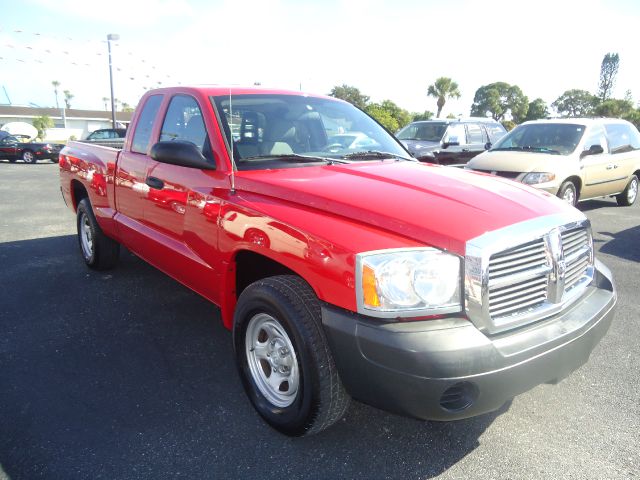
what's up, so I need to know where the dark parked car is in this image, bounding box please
[0,135,64,163]
[84,128,127,141]
[81,128,127,148]
[396,118,507,166]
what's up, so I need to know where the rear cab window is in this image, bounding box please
[131,95,163,154]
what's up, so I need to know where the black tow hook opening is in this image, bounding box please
[439,381,479,412]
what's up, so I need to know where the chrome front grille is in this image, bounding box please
[561,228,591,293]
[465,212,595,334]
[487,238,550,319]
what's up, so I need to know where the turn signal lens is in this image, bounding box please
[362,264,380,307]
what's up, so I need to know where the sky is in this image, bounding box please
[1,0,639,116]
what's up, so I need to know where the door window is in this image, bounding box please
[604,123,640,154]
[443,124,466,145]
[466,124,484,144]
[131,94,163,154]
[582,125,608,154]
[160,95,213,163]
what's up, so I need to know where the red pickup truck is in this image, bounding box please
[59,86,616,436]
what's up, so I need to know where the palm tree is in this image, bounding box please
[52,80,60,109]
[63,90,74,109]
[427,77,461,118]
[102,97,109,110]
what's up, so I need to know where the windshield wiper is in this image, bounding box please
[342,150,414,161]
[491,146,560,154]
[241,154,349,164]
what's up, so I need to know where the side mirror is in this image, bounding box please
[442,137,460,149]
[580,144,604,158]
[484,142,492,150]
[150,141,215,170]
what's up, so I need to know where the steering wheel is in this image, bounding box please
[322,143,343,153]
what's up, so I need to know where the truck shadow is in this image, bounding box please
[0,235,501,479]
[597,225,640,262]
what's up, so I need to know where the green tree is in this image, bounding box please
[366,103,399,132]
[380,100,412,129]
[32,115,54,140]
[365,100,412,131]
[524,98,549,121]
[470,82,529,122]
[427,77,461,118]
[598,52,620,102]
[51,80,60,109]
[328,84,370,110]
[63,90,74,109]
[593,98,634,118]
[502,120,516,131]
[551,89,599,117]
[412,110,433,121]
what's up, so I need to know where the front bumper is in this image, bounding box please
[322,260,616,421]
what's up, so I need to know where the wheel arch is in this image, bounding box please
[562,176,582,197]
[70,179,89,212]
[220,249,318,329]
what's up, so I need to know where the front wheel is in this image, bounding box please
[557,181,578,207]
[76,198,120,270]
[616,175,638,206]
[233,275,350,436]
[22,150,36,164]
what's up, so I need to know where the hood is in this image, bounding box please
[468,150,572,173]
[234,161,575,255]
[401,139,440,155]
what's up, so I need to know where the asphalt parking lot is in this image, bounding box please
[1,161,639,480]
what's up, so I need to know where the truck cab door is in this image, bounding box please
[141,94,228,303]
[114,94,164,250]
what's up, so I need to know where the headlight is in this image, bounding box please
[356,248,462,319]
[522,172,555,185]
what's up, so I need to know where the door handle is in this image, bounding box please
[606,164,615,170]
[146,176,164,189]
[462,148,470,152]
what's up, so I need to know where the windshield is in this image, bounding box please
[211,94,410,170]
[396,122,447,142]
[492,123,586,155]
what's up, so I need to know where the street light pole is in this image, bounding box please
[107,33,120,129]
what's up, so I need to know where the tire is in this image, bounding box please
[616,175,638,206]
[76,198,120,270]
[22,150,36,164]
[557,181,578,207]
[233,275,350,436]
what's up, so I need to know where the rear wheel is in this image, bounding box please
[22,150,36,164]
[233,275,350,436]
[616,175,638,206]
[76,198,120,270]
[558,181,578,207]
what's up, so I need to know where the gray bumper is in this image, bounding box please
[322,261,616,421]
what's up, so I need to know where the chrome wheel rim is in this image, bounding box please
[23,151,34,163]
[563,186,575,205]
[245,313,299,407]
[80,213,94,260]
[628,178,638,204]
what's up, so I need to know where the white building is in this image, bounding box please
[0,105,132,141]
